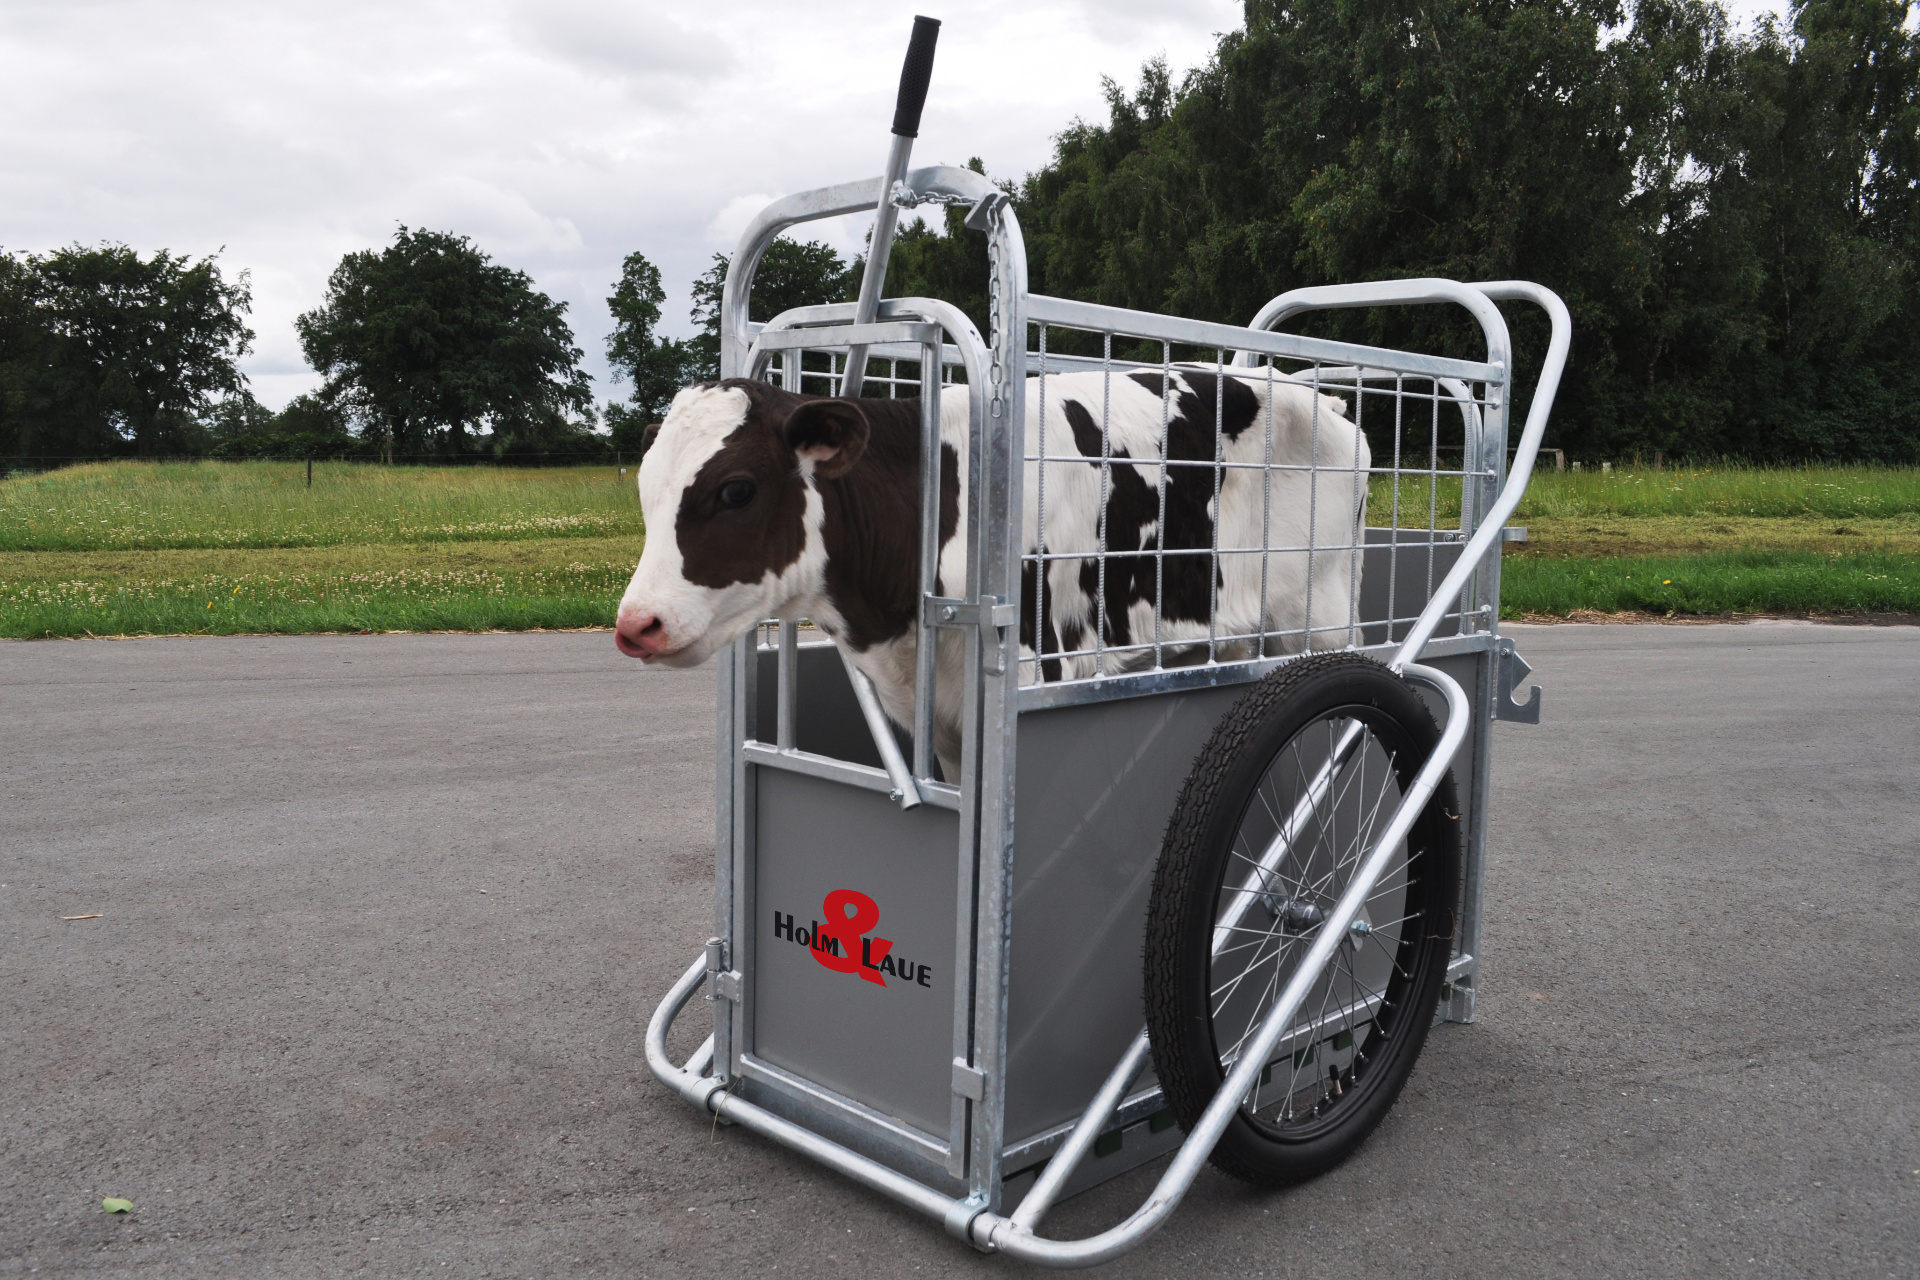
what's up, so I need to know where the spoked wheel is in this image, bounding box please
[1144,652,1462,1187]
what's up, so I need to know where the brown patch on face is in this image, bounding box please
[674,381,811,590]
[665,380,961,648]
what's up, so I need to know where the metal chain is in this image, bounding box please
[889,182,972,210]
[986,207,1005,421]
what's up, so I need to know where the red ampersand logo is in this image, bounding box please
[814,889,892,986]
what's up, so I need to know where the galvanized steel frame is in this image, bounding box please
[651,160,1572,1265]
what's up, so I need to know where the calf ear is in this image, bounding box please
[640,422,662,457]
[784,399,869,479]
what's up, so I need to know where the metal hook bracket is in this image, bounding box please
[1494,637,1542,724]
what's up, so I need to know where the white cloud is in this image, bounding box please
[0,0,1237,408]
[707,193,782,250]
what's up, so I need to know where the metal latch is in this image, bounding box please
[964,190,1009,232]
[1494,637,1542,724]
[923,595,1019,629]
[951,1059,986,1101]
[925,595,1019,675]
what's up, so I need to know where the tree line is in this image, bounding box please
[5,0,1916,468]
[1,229,607,466]
[608,0,1920,465]
[1012,0,1920,463]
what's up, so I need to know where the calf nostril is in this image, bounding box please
[639,617,663,637]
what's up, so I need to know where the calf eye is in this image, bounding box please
[718,479,756,509]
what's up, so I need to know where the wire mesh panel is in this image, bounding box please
[1019,316,1501,695]
[768,348,964,399]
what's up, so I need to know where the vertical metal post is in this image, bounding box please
[961,205,1027,1209]
[912,346,942,783]
[1447,642,1495,1024]
[776,621,798,750]
[1479,375,1509,627]
[713,633,748,1082]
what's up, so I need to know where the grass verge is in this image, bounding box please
[1501,550,1920,619]
[0,538,636,639]
[1514,514,1920,558]
[0,460,643,551]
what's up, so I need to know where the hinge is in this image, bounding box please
[951,1059,987,1102]
[706,938,740,1002]
[923,595,1019,629]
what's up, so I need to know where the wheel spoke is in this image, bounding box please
[1149,672,1459,1168]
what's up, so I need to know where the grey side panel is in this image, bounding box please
[1359,527,1464,646]
[1000,685,1241,1146]
[997,646,1485,1154]
[751,769,959,1138]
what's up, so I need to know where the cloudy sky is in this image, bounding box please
[1,0,1788,413]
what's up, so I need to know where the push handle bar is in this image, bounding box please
[891,16,941,138]
[1390,281,1571,665]
[844,17,942,394]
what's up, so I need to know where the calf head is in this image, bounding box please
[614,379,868,666]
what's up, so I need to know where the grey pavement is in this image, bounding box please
[2,623,1916,1278]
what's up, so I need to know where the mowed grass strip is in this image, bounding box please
[1371,461,1920,523]
[1513,514,1920,558]
[1502,550,1920,618]
[1381,462,1920,619]
[0,460,644,551]
[1511,462,1920,520]
[0,538,640,639]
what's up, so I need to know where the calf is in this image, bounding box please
[615,371,1367,781]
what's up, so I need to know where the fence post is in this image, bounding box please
[307,456,313,488]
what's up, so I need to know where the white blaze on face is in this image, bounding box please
[616,385,752,667]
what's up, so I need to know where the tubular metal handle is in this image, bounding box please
[892,17,941,138]
[845,17,942,395]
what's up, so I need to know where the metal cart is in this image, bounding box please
[646,25,1568,1267]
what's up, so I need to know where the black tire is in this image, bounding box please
[1144,652,1462,1187]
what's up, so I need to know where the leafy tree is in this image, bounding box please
[203,391,357,460]
[994,0,1920,462]
[685,238,856,380]
[296,227,592,462]
[0,244,252,460]
[604,251,698,457]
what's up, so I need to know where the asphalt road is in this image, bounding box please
[3,623,1916,1279]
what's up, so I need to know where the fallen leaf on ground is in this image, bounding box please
[62,914,101,921]
[101,1198,133,1214]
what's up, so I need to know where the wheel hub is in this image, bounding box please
[1273,897,1325,933]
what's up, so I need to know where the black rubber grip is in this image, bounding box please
[891,16,941,137]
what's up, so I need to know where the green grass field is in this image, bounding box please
[0,459,1914,639]
[0,460,643,551]
[0,462,644,638]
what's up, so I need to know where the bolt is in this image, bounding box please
[941,605,957,621]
